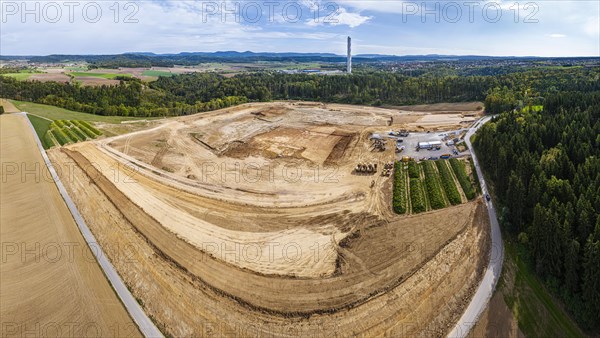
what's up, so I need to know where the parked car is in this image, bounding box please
[486,194,491,201]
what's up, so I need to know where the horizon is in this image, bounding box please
[1,1,599,57]
[4,50,600,58]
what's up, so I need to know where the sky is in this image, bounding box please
[1,0,599,56]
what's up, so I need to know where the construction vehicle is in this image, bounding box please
[355,162,378,174]
[372,139,387,152]
[381,162,394,176]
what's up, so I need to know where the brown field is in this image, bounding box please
[0,114,139,337]
[28,73,71,83]
[75,77,121,86]
[0,99,19,113]
[47,101,490,336]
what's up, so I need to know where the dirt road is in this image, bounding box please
[0,114,141,337]
[0,99,19,113]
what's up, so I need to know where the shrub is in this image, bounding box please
[409,178,427,213]
[76,120,101,135]
[392,162,408,214]
[449,158,476,200]
[72,120,99,138]
[71,126,88,140]
[62,127,81,142]
[468,157,482,192]
[435,160,462,205]
[51,128,70,145]
[421,161,446,209]
[407,160,420,179]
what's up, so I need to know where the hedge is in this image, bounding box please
[72,120,99,139]
[421,161,447,210]
[392,162,408,214]
[62,127,82,142]
[468,157,482,193]
[51,128,70,145]
[76,120,101,135]
[449,158,476,200]
[409,178,427,213]
[407,160,420,179]
[435,160,462,205]
[70,126,88,140]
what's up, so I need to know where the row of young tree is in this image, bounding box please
[2,67,598,118]
[473,91,600,331]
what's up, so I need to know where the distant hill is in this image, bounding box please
[1,52,597,67]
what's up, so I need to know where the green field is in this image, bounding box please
[142,70,174,77]
[69,72,131,79]
[26,114,54,149]
[11,100,149,123]
[2,72,35,81]
[502,242,586,338]
[65,66,88,71]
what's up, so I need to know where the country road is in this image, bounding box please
[21,112,163,338]
[448,116,504,338]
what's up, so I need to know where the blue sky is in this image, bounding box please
[1,0,599,56]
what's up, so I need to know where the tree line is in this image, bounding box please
[2,66,597,118]
[473,91,600,331]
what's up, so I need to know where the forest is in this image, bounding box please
[1,66,599,118]
[473,91,600,331]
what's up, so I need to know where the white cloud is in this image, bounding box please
[548,34,566,38]
[306,7,372,28]
[337,1,407,14]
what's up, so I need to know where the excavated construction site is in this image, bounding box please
[48,101,489,337]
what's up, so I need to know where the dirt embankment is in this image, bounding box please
[50,145,490,337]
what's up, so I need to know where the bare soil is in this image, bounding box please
[28,73,71,83]
[75,77,120,86]
[0,114,139,337]
[0,99,19,113]
[46,101,490,336]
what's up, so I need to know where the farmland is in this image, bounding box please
[394,158,479,214]
[0,114,139,337]
[25,116,103,149]
[45,101,490,337]
[26,114,53,149]
[2,70,36,81]
[69,71,131,79]
[142,70,175,77]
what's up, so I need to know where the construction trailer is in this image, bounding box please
[418,142,432,149]
[430,141,442,149]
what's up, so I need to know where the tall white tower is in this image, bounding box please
[347,36,352,74]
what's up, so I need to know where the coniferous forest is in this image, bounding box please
[474,91,600,331]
